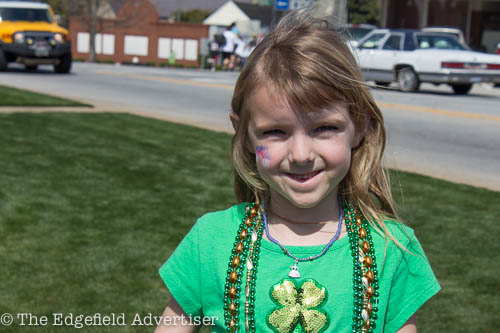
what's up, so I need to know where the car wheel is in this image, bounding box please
[25,64,38,71]
[0,49,7,71]
[375,81,390,87]
[397,67,420,92]
[54,54,72,73]
[451,84,472,95]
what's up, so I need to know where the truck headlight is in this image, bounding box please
[54,33,64,43]
[13,32,24,44]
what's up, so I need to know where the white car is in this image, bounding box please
[354,29,500,94]
[339,24,377,48]
[422,27,466,45]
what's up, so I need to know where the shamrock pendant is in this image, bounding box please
[289,261,300,278]
[267,279,329,333]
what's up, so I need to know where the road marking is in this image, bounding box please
[378,102,500,123]
[92,70,500,123]
[92,70,234,90]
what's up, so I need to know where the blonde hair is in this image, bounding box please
[231,11,403,248]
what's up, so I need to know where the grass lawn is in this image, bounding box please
[0,113,497,332]
[0,85,91,107]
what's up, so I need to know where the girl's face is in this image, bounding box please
[246,87,362,209]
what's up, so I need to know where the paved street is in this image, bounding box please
[0,62,499,191]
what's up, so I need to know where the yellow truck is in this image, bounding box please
[0,1,71,73]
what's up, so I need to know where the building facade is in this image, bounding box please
[380,0,500,53]
[70,0,209,66]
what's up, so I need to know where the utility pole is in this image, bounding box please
[88,0,97,62]
[272,0,276,27]
[176,0,181,22]
[380,0,389,28]
[333,0,347,24]
[311,0,346,23]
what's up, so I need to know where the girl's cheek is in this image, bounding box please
[255,145,271,169]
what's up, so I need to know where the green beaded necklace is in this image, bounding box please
[223,199,379,333]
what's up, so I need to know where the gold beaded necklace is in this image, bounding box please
[223,199,380,332]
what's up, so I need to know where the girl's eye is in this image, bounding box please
[263,129,285,136]
[315,125,338,133]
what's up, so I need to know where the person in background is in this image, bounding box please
[208,39,220,71]
[231,24,241,36]
[256,33,264,45]
[233,35,247,70]
[238,38,256,70]
[222,23,237,71]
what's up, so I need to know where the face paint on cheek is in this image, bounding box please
[256,145,271,168]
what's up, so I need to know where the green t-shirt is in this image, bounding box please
[159,203,440,332]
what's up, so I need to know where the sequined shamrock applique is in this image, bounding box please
[267,279,329,333]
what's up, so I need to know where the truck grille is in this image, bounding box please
[22,31,54,42]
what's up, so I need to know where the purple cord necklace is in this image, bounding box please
[263,195,343,278]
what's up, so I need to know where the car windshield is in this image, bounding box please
[359,33,386,49]
[347,27,374,41]
[416,34,466,50]
[0,7,52,23]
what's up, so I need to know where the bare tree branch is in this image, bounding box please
[50,0,158,62]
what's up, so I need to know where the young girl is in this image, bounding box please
[156,11,440,333]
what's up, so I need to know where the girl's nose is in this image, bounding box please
[288,135,314,165]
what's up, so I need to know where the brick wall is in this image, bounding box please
[69,0,209,66]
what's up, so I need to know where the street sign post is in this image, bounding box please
[275,0,289,10]
[290,0,316,10]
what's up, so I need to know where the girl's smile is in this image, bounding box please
[285,170,323,183]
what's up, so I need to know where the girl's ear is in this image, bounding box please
[230,111,255,153]
[353,118,368,149]
[230,112,240,132]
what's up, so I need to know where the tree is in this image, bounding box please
[46,0,105,62]
[347,0,380,25]
[87,0,98,62]
[45,0,70,27]
[171,9,211,23]
[47,0,146,63]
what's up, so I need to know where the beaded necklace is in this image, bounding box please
[223,199,379,333]
[263,196,343,279]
